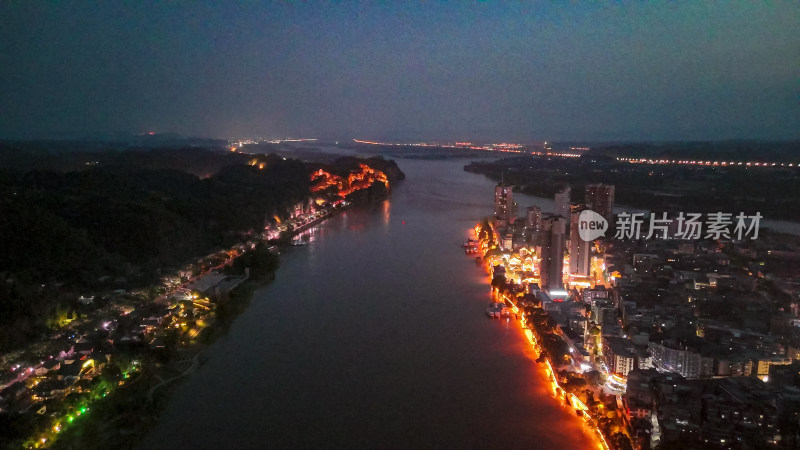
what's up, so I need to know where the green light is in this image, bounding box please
[67,416,74,423]
[80,407,86,413]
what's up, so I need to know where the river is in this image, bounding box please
[140,158,597,449]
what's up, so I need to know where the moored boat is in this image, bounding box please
[485,302,505,318]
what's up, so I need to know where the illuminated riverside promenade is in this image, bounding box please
[498,288,609,450]
[142,157,596,449]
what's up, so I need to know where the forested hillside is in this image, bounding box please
[0,146,403,350]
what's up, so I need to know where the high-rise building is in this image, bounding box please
[526,206,542,232]
[511,201,518,223]
[494,184,514,225]
[554,187,570,218]
[569,209,591,277]
[540,215,566,291]
[585,184,615,223]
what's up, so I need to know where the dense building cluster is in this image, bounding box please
[477,181,800,449]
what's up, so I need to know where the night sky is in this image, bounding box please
[1,2,798,141]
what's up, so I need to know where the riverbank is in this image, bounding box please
[40,204,356,449]
[497,291,612,450]
[0,154,403,449]
[38,269,274,449]
[43,187,397,448]
[473,226,619,449]
[139,157,597,449]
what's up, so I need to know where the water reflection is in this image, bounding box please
[382,198,391,226]
[141,158,596,450]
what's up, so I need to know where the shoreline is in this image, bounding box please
[0,148,404,448]
[473,239,613,449]
[495,288,611,450]
[288,202,348,237]
[29,267,276,449]
[33,193,389,449]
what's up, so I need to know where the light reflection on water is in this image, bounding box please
[139,158,599,449]
[143,156,799,449]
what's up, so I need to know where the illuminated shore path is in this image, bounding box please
[502,294,610,450]
[141,158,603,449]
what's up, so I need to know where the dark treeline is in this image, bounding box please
[0,140,251,177]
[0,146,403,351]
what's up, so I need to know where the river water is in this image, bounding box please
[141,158,596,449]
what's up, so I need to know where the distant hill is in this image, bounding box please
[0,142,250,177]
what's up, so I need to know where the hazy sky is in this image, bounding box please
[1,2,798,141]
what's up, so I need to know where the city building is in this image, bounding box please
[715,354,754,377]
[501,233,513,251]
[494,183,515,228]
[648,341,714,379]
[604,336,637,377]
[624,368,665,421]
[583,286,610,304]
[569,209,591,277]
[754,356,792,382]
[540,215,566,291]
[554,187,570,218]
[526,206,542,232]
[585,183,615,223]
[767,360,800,387]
